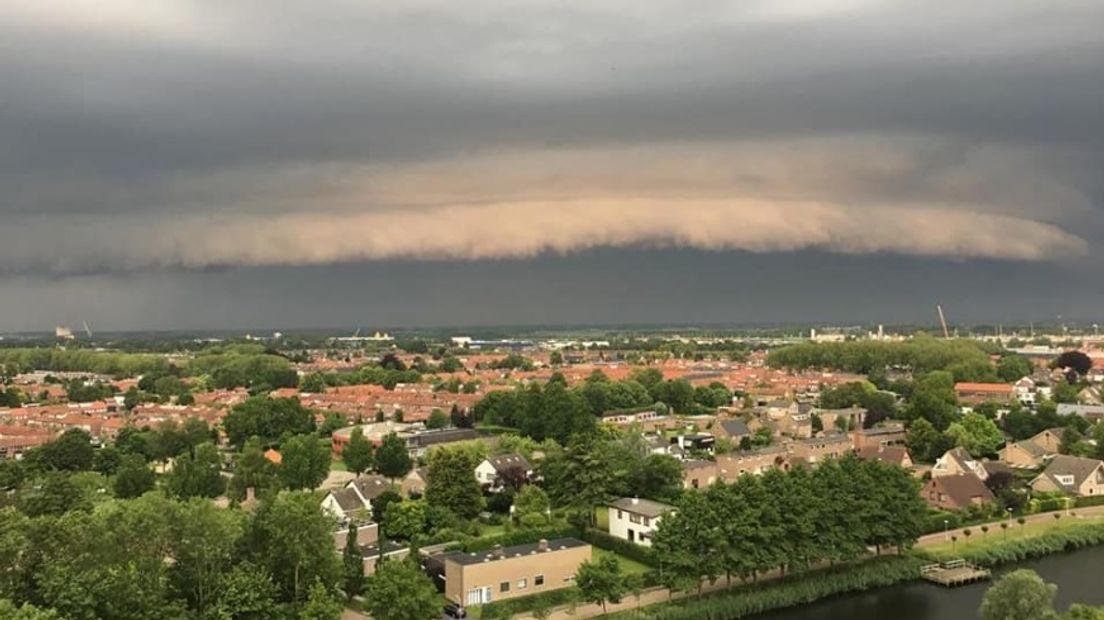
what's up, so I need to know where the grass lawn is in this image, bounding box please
[925,513,1104,557]
[329,459,348,472]
[479,523,509,538]
[594,548,651,576]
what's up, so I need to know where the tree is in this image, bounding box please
[426,409,449,430]
[374,433,412,482]
[341,522,365,599]
[299,581,343,620]
[0,600,61,619]
[229,437,282,501]
[34,428,95,471]
[946,412,1005,457]
[342,427,374,477]
[998,355,1033,382]
[113,453,155,498]
[278,434,331,491]
[211,561,280,620]
[383,500,428,540]
[1053,351,1093,376]
[540,434,614,525]
[906,371,958,430]
[575,555,626,614]
[246,492,341,603]
[223,396,316,448]
[979,569,1057,620]
[92,446,122,476]
[0,459,24,491]
[166,442,225,499]
[905,418,954,462]
[301,373,327,394]
[169,499,246,615]
[512,485,551,525]
[362,559,439,620]
[371,489,402,524]
[652,491,724,595]
[425,447,485,520]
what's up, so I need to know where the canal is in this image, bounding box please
[754,545,1104,620]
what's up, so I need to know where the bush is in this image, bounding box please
[606,556,925,619]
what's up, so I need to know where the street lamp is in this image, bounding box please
[944,519,949,541]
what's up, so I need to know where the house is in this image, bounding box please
[681,459,718,489]
[712,418,751,442]
[954,382,1015,405]
[814,407,867,433]
[671,434,716,453]
[932,447,989,480]
[856,445,913,468]
[334,524,409,577]
[475,454,532,491]
[1030,455,1104,497]
[999,439,1051,469]
[789,433,852,464]
[851,424,906,451]
[263,448,282,465]
[922,473,995,510]
[1027,428,1065,454]
[321,487,370,522]
[716,446,794,478]
[440,539,591,606]
[1057,404,1104,424]
[324,475,395,519]
[401,467,428,496]
[607,497,675,547]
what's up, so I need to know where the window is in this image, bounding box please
[629,514,641,524]
[517,578,528,590]
[500,582,510,593]
[617,510,623,519]
[535,575,545,587]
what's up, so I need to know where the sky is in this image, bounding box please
[1,1,1102,331]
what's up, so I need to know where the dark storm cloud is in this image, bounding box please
[1,1,1103,329]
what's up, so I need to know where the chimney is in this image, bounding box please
[492,544,504,559]
[631,497,639,505]
[245,487,256,503]
[537,539,549,552]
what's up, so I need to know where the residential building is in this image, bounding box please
[606,497,675,546]
[856,445,913,468]
[441,539,591,606]
[475,454,532,491]
[1030,455,1104,497]
[954,382,1014,405]
[789,433,852,464]
[932,447,989,480]
[681,459,718,489]
[851,424,906,451]
[922,473,995,510]
[1000,439,1051,469]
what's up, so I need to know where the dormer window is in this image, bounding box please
[1056,475,1075,486]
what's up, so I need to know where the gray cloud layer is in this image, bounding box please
[1,0,1102,276]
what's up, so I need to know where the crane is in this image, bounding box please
[936,305,950,339]
[82,321,93,338]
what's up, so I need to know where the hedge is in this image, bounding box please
[607,555,926,620]
[478,587,579,619]
[580,528,661,568]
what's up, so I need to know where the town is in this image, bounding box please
[2,327,1104,619]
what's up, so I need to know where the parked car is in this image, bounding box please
[443,602,467,618]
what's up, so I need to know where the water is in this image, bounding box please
[753,545,1104,620]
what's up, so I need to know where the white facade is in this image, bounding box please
[607,498,673,547]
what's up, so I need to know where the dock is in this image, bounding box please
[920,559,991,587]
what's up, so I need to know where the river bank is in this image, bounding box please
[505,511,1104,620]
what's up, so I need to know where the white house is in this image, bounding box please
[607,497,675,547]
[475,454,532,491]
[322,475,395,522]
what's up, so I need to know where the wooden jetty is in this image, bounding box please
[920,559,991,587]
